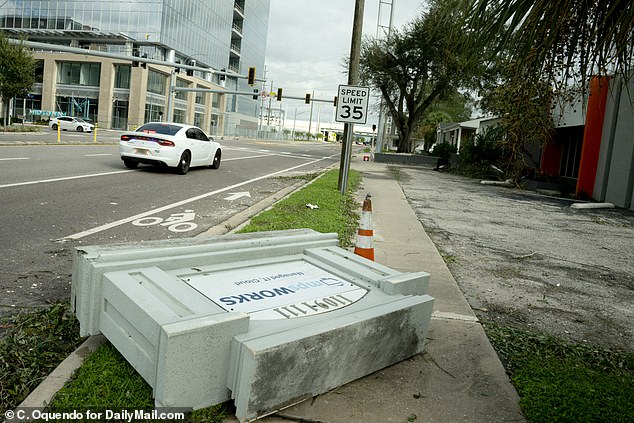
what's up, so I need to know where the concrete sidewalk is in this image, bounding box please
[256,159,525,423]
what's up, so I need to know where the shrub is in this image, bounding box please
[460,126,505,165]
[431,142,457,159]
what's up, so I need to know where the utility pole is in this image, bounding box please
[338,0,365,193]
[308,90,315,136]
[375,0,395,153]
[266,80,273,138]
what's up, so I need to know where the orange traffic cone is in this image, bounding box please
[354,194,375,261]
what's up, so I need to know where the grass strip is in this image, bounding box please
[484,323,634,422]
[40,168,360,420]
[239,169,361,246]
[0,303,83,415]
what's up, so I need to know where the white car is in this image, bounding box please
[49,116,94,132]
[119,122,221,175]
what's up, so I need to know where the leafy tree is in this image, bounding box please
[0,33,35,127]
[414,110,452,152]
[360,0,482,153]
[414,91,473,151]
[468,0,634,91]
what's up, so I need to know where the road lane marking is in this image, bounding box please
[84,153,113,157]
[0,170,133,189]
[0,157,29,161]
[225,152,321,161]
[224,154,275,161]
[62,154,338,240]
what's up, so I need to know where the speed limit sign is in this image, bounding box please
[335,84,370,124]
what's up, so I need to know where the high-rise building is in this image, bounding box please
[0,0,271,136]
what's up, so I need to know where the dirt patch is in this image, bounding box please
[393,166,634,352]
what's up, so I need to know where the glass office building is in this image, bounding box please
[0,0,270,136]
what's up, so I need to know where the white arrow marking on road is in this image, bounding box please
[224,191,251,201]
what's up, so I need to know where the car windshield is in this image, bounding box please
[136,123,182,136]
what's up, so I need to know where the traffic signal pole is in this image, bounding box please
[338,0,365,194]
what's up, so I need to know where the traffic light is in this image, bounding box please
[305,93,311,104]
[333,96,338,107]
[252,89,259,100]
[220,68,226,81]
[277,88,283,101]
[247,67,256,85]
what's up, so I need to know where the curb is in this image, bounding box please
[13,335,106,411]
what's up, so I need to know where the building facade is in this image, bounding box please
[0,0,270,136]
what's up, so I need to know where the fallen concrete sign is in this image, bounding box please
[71,229,434,422]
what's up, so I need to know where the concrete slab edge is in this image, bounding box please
[570,202,616,209]
[431,311,479,323]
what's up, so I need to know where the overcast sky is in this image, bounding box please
[264,0,426,126]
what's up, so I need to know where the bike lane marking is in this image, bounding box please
[62,154,338,240]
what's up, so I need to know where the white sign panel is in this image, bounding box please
[182,260,367,320]
[335,85,370,124]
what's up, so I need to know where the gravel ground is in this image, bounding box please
[393,165,634,352]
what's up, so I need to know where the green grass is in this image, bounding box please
[484,323,634,422]
[50,342,154,409]
[36,169,360,421]
[0,303,83,415]
[239,169,361,247]
[0,124,41,132]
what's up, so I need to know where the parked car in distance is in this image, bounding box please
[119,122,221,175]
[49,116,94,132]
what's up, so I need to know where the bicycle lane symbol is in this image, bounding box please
[131,210,198,233]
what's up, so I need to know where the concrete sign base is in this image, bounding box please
[71,229,434,422]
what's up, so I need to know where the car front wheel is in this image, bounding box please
[176,151,191,175]
[210,151,221,169]
[51,124,58,130]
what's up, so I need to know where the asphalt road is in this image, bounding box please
[0,136,343,314]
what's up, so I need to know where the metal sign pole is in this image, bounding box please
[340,123,354,195]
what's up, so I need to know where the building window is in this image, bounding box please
[147,70,167,95]
[114,65,131,89]
[175,78,188,100]
[34,60,44,83]
[173,109,186,124]
[112,100,129,130]
[55,95,98,121]
[194,112,203,128]
[144,103,164,123]
[57,62,101,86]
[195,91,205,105]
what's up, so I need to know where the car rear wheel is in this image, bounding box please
[210,151,221,169]
[51,124,58,130]
[123,158,139,169]
[76,126,83,132]
[176,151,191,175]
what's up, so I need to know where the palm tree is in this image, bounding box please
[468,0,634,87]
